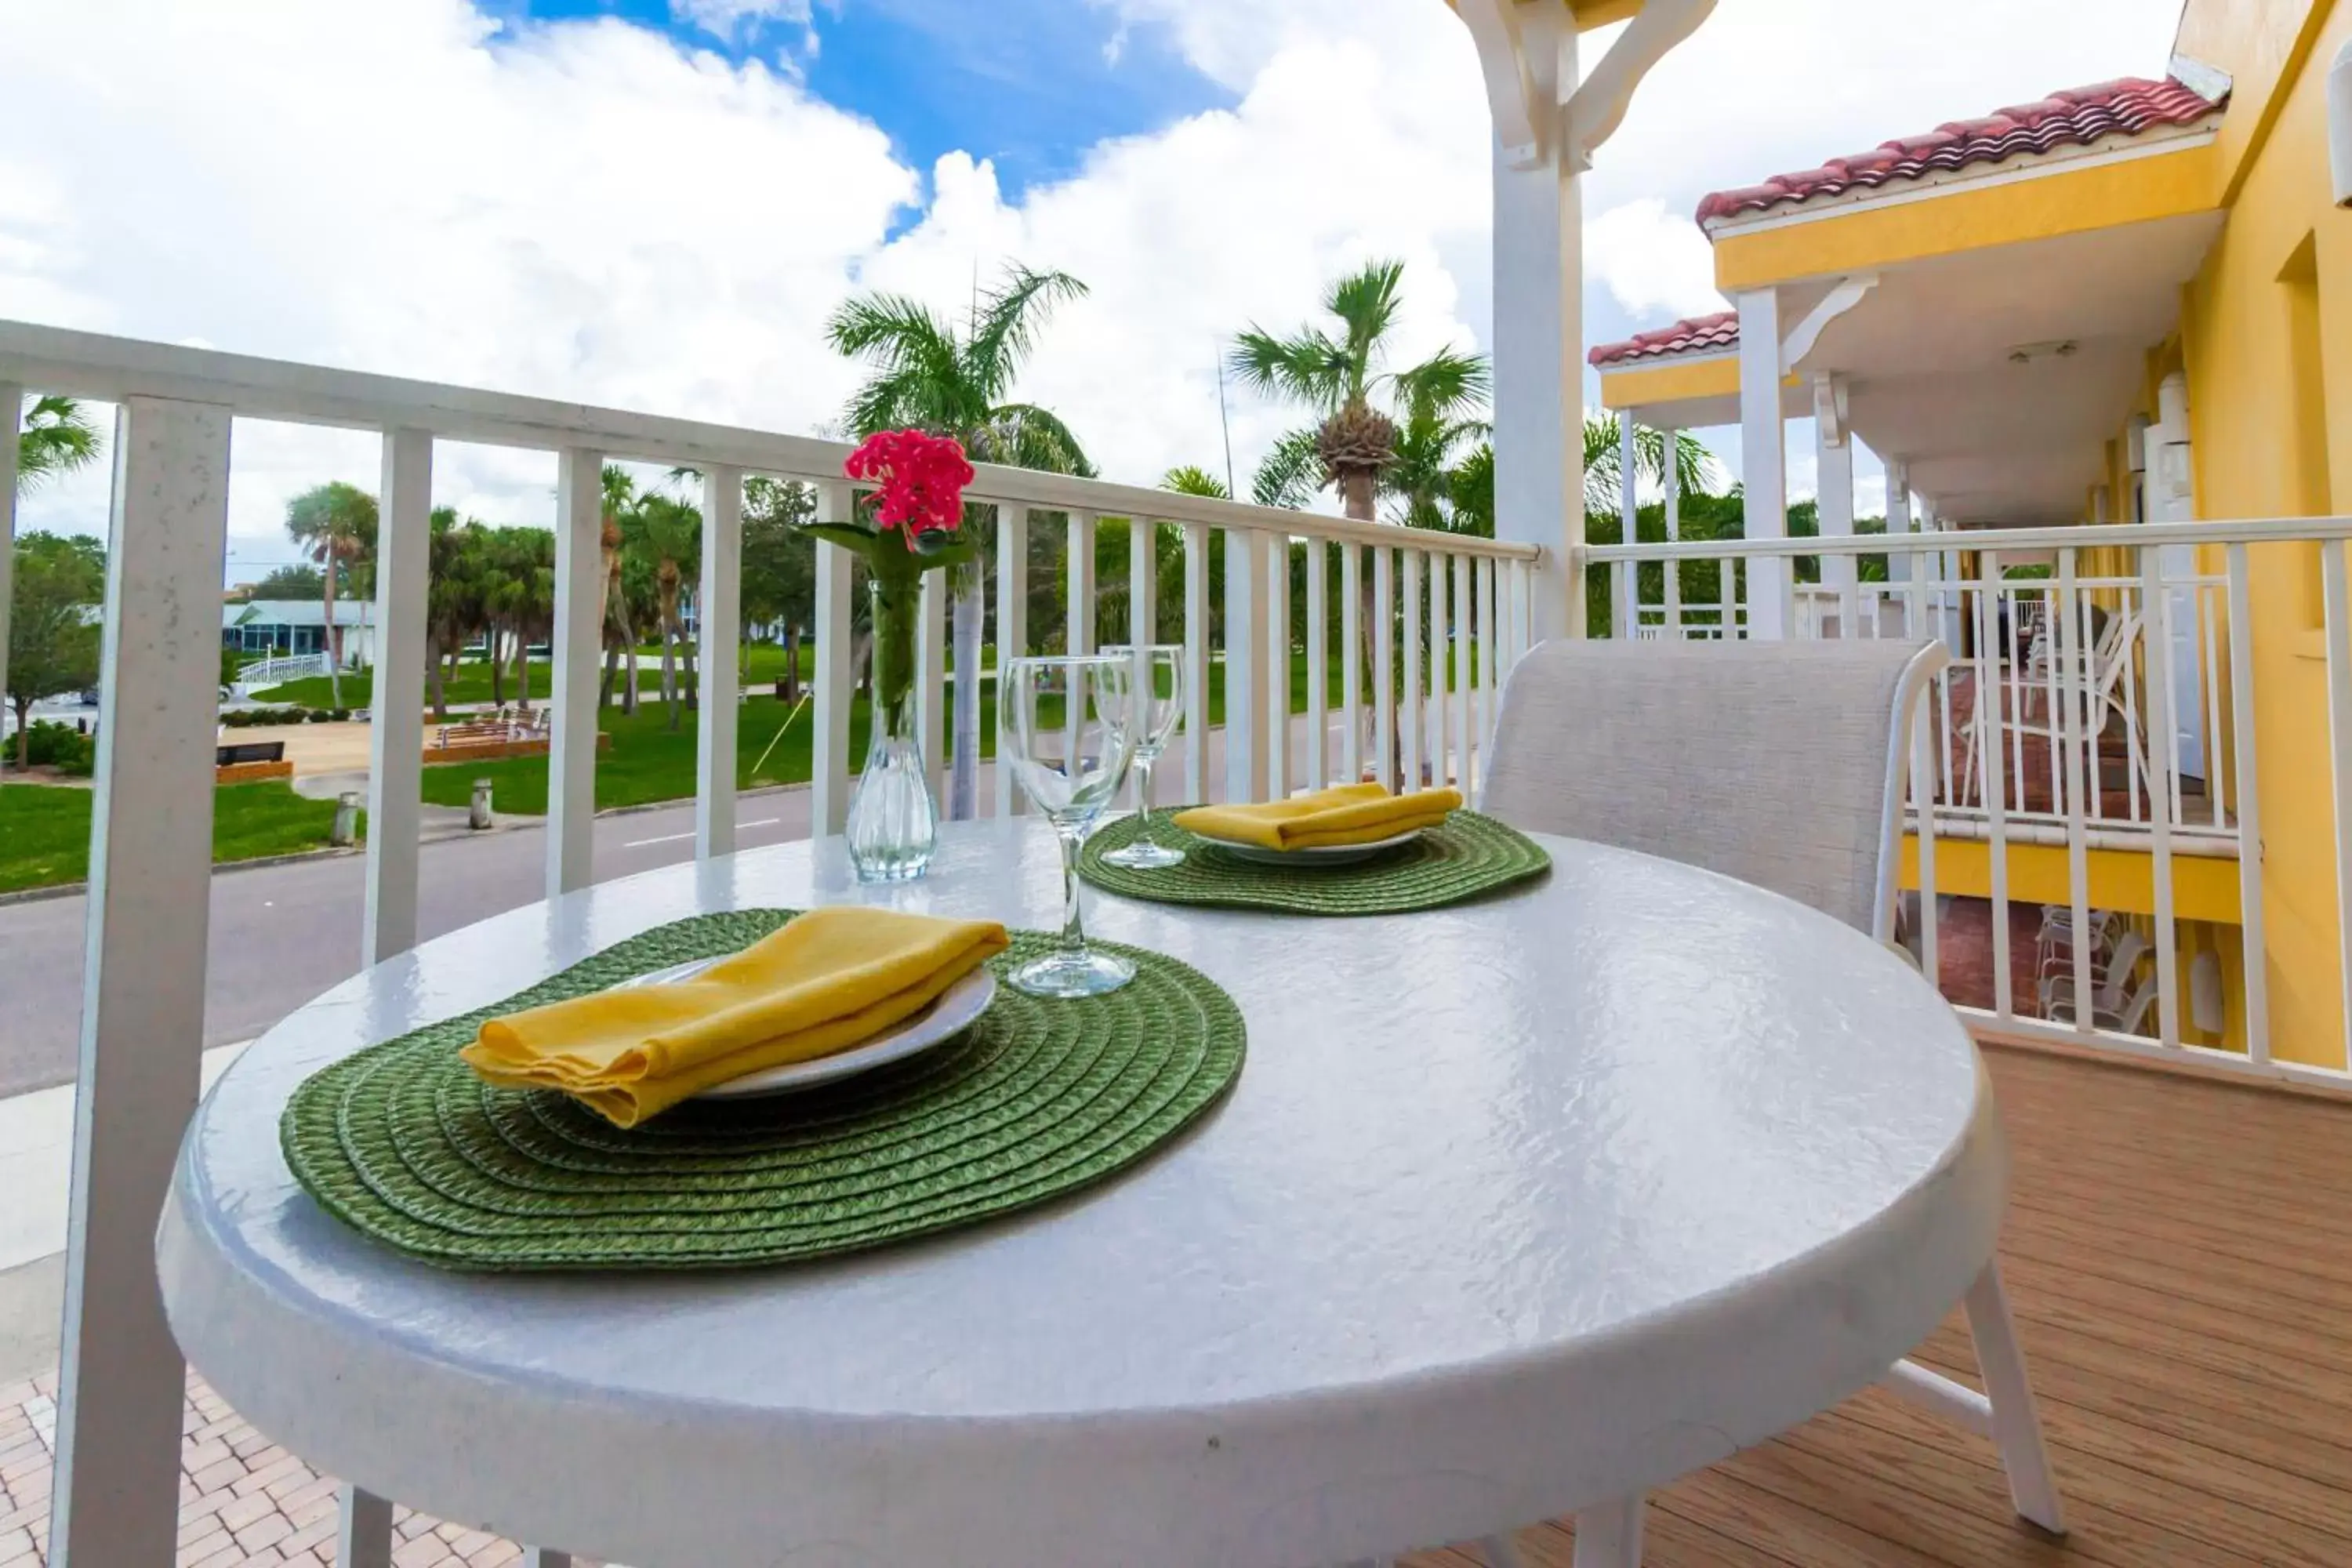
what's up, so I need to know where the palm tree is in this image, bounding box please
[15,395,103,490]
[1581,413,1719,513]
[285,481,378,710]
[627,493,702,732]
[1232,260,1488,770]
[1162,465,1229,499]
[827,262,1096,818]
[600,465,640,714]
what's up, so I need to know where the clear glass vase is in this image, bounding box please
[847,579,938,883]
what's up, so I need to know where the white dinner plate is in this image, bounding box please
[612,960,999,1098]
[1190,826,1427,868]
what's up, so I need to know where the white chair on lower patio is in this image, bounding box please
[1464,637,2065,1568]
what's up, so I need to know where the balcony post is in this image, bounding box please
[1737,286,1790,639]
[51,395,232,1566]
[547,448,603,898]
[1615,409,1638,638]
[810,484,855,838]
[0,382,20,715]
[1886,461,1912,588]
[1661,419,1682,634]
[1224,525,1268,802]
[1479,4,1584,643]
[696,465,743,858]
[364,429,432,963]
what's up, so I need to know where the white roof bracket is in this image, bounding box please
[1565,0,1718,172]
[1457,0,1548,169]
[1780,273,1879,373]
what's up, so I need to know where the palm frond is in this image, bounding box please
[1388,347,1490,423]
[826,294,967,426]
[966,266,1088,400]
[1324,260,1407,401]
[984,404,1095,478]
[1228,326,1352,413]
[1252,428,1326,510]
[16,394,103,489]
[1161,465,1230,499]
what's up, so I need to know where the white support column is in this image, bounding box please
[996,504,1030,818]
[1224,526,1268,803]
[1737,287,1790,640]
[810,486,855,838]
[364,429,432,963]
[547,448,603,899]
[1488,11,1583,641]
[1814,376,1857,638]
[1886,460,1913,590]
[0,382,20,713]
[52,396,231,1568]
[695,464,742,859]
[336,1486,393,1568]
[1616,409,1639,639]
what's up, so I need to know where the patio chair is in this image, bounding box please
[1475,638,2066,1566]
[1962,603,2148,817]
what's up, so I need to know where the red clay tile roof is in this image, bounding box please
[1588,310,1738,368]
[1695,76,2226,227]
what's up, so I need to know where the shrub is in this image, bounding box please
[18,720,96,775]
[331,708,352,723]
[308,709,336,724]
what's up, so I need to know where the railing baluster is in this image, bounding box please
[548,447,604,898]
[1374,546,1396,790]
[1182,522,1210,802]
[995,504,1030,818]
[1428,550,1450,786]
[1973,557,2013,1021]
[1131,513,1158,647]
[1267,533,1291,798]
[1224,525,1267,802]
[365,428,432,961]
[2202,580,2228,826]
[810,484,855,838]
[1068,510,1098,657]
[2324,539,2352,1069]
[1477,556,1499,765]
[1341,543,1363,785]
[1912,660,1940,989]
[2140,548,2182,1047]
[916,566,948,804]
[1305,539,1329,789]
[53,395,230,1566]
[1402,549,1425,789]
[1507,557,1530,662]
[695,464,743,858]
[2226,543,2270,1062]
[2056,550,2094,1032]
[1452,554,1474,795]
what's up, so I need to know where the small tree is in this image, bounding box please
[8,532,104,769]
[284,482,378,709]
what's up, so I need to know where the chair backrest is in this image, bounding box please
[1479,638,1947,940]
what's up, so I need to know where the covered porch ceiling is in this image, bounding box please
[1793,210,2223,526]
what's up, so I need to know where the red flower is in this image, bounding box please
[844,430,975,549]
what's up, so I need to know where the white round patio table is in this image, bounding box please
[158,819,2005,1568]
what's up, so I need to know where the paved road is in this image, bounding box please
[0,720,1355,1098]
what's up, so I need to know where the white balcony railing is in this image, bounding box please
[0,315,1544,1568]
[1589,518,2352,1095]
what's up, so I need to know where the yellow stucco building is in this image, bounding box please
[1594,0,2352,1074]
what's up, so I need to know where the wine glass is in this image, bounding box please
[1002,654,1139,998]
[1098,644,1186,870]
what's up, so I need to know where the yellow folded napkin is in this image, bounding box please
[460,906,1009,1128]
[1174,782,1463,852]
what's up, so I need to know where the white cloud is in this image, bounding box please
[2,0,2187,558]
[1586,199,1724,323]
[670,0,812,42]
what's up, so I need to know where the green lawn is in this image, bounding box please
[0,782,362,895]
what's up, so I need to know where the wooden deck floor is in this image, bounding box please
[1414,1046,2352,1568]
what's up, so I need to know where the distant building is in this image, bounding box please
[221,600,375,666]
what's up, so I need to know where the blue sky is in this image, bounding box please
[488,0,1236,200]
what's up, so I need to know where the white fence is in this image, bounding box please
[233,651,335,691]
[0,318,1540,1566]
[1589,519,2352,1097]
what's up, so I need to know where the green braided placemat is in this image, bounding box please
[1080,809,1550,916]
[280,911,1244,1272]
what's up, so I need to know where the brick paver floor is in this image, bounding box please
[0,1368,606,1567]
